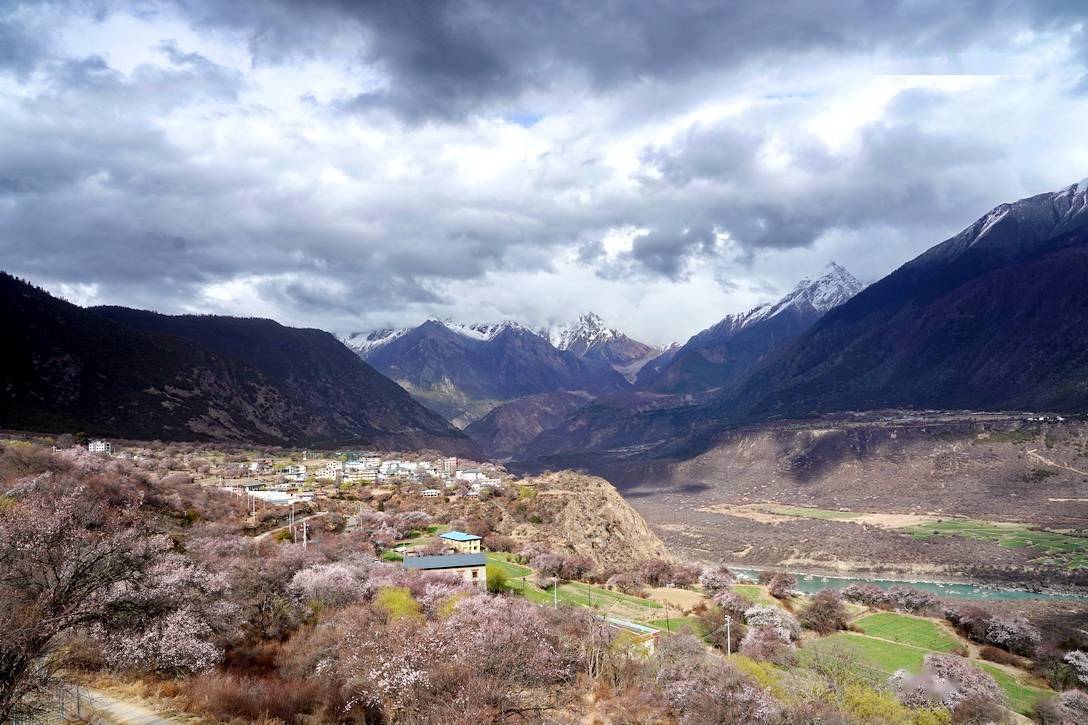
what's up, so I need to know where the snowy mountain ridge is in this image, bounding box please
[342,319,539,357]
[544,312,621,352]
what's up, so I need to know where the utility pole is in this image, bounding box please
[553,576,558,609]
[302,520,309,549]
[724,615,732,656]
[665,601,671,633]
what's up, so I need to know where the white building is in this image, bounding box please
[317,461,343,481]
[456,469,484,482]
[439,457,457,478]
[358,455,381,468]
[282,464,307,483]
[87,440,112,455]
[421,488,442,497]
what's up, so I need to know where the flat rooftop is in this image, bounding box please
[440,530,481,542]
[402,553,486,570]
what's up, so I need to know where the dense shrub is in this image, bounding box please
[799,589,849,635]
[740,627,797,666]
[181,672,322,724]
[886,585,942,614]
[714,590,754,618]
[699,605,746,654]
[698,565,734,596]
[638,558,674,587]
[842,582,888,606]
[654,634,781,723]
[1034,689,1088,724]
[483,533,516,552]
[768,573,797,599]
[978,645,1026,668]
[744,605,801,642]
[667,563,700,587]
[890,653,1005,712]
[1065,650,1088,686]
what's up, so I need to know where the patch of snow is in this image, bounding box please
[445,320,531,341]
[970,206,1009,247]
[1077,177,1088,195]
[341,327,409,356]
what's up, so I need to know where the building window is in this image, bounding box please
[471,570,479,578]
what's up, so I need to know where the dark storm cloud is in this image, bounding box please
[625,226,719,280]
[172,0,1070,121]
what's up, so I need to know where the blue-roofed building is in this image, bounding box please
[440,530,482,553]
[403,553,486,588]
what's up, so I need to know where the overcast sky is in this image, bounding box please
[2,1,1088,345]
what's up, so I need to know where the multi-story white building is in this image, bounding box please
[358,455,381,468]
[439,457,457,478]
[87,440,112,455]
[379,460,403,475]
[343,461,379,483]
[317,461,343,481]
[282,464,307,482]
[456,469,484,482]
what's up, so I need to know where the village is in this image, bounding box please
[4,435,1073,723]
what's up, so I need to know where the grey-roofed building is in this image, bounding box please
[402,553,486,588]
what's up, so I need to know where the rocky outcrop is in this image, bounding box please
[503,471,673,570]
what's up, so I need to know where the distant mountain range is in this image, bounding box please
[0,274,479,455]
[519,179,1088,470]
[343,319,631,426]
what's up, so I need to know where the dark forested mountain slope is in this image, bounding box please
[729,180,1088,419]
[0,274,479,454]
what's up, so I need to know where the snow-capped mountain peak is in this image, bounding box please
[745,262,864,326]
[340,327,409,356]
[548,312,619,351]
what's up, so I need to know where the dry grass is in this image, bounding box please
[180,672,323,724]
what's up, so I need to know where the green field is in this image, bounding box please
[854,613,960,652]
[486,553,663,616]
[648,616,708,637]
[731,584,778,606]
[485,552,532,578]
[979,663,1052,714]
[811,632,1051,714]
[904,519,1088,569]
[812,632,926,675]
[759,504,862,521]
[556,581,662,613]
